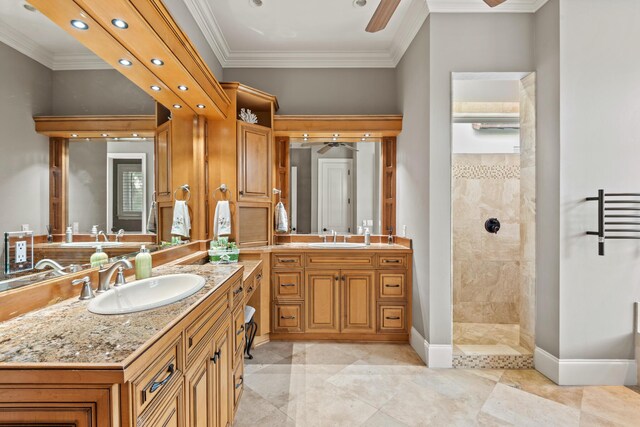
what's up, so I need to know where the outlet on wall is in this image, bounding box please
[15,241,27,263]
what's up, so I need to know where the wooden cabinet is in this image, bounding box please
[211,320,232,427]
[273,303,303,333]
[305,270,340,333]
[273,270,304,300]
[185,347,211,427]
[342,271,376,333]
[379,305,407,333]
[237,122,272,202]
[378,272,406,300]
[155,120,172,203]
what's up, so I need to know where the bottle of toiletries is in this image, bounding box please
[65,226,73,243]
[135,245,152,280]
[364,227,371,246]
[90,245,108,268]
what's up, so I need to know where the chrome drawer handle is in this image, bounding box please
[256,273,262,280]
[385,316,401,320]
[235,376,244,389]
[233,286,244,296]
[149,363,175,394]
[280,315,296,320]
[280,259,296,263]
[383,259,401,263]
[281,283,296,287]
[385,284,401,288]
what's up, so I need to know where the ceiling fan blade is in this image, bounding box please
[483,0,508,7]
[301,141,327,147]
[366,0,401,33]
[341,144,359,152]
[317,145,332,154]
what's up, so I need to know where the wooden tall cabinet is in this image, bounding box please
[208,83,278,248]
[305,270,340,333]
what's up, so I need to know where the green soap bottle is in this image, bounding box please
[135,245,152,280]
[90,245,108,268]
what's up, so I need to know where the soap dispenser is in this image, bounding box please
[364,227,371,246]
[65,226,73,243]
[135,245,152,280]
[90,245,108,268]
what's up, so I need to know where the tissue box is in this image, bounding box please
[208,247,239,264]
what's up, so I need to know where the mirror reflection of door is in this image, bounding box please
[318,158,353,233]
[107,154,146,233]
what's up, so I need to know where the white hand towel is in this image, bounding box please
[146,200,157,233]
[213,200,232,237]
[275,201,288,233]
[171,200,191,238]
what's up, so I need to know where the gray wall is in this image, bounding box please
[396,13,534,346]
[68,142,108,232]
[223,68,398,115]
[0,42,52,235]
[52,70,155,116]
[163,0,224,80]
[558,0,640,360]
[534,0,561,358]
[290,148,312,234]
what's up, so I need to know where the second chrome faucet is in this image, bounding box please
[97,259,133,293]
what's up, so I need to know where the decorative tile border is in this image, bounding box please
[453,353,534,369]
[453,164,521,179]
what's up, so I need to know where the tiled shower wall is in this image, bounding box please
[452,154,521,324]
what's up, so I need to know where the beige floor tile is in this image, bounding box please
[233,388,295,427]
[457,344,521,356]
[463,368,505,382]
[581,386,640,427]
[327,372,416,409]
[244,372,332,409]
[412,368,497,408]
[579,412,622,427]
[476,411,515,426]
[280,381,378,427]
[500,369,583,409]
[361,410,408,426]
[481,383,581,427]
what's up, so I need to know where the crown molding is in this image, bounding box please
[427,0,549,13]
[52,53,110,71]
[184,0,430,68]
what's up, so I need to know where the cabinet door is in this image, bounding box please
[212,321,233,427]
[156,121,172,202]
[237,122,272,201]
[342,270,376,333]
[305,270,340,333]
[185,347,213,427]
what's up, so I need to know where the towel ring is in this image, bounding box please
[174,184,191,202]
[213,184,231,201]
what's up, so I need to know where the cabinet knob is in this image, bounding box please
[211,350,221,363]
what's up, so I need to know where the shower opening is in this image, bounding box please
[451,72,536,368]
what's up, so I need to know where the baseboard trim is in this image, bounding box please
[426,340,453,368]
[535,347,637,386]
[410,327,427,363]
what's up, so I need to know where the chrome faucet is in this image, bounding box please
[97,259,133,293]
[115,229,125,242]
[71,276,95,300]
[35,259,66,275]
[97,231,109,242]
[331,230,338,243]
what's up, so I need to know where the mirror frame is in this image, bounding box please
[273,115,403,235]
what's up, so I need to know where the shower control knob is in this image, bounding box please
[485,218,501,234]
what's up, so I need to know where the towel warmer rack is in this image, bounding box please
[586,189,640,255]
[174,184,191,202]
[213,184,231,201]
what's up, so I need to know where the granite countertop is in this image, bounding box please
[241,243,412,252]
[0,263,242,366]
[239,260,262,282]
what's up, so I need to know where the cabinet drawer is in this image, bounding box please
[233,358,244,410]
[377,254,407,268]
[185,293,228,364]
[231,278,244,307]
[138,378,183,427]
[306,254,374,268]
[133,337,182,418]
[378,305,407,333]
[273,253,304,268]
[273,303,303,332]
[232,306,246,366]
[273,270,304,300]
[245,275,256,300]
[378,272,406,300]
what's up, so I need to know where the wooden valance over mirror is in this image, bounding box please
[273,115,402,236]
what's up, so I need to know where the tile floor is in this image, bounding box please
[453,322,533,368]
[234,341,640,427]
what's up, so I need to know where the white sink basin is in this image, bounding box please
[308,242,367,249]
[61,242,124,248]
[88,274,206,315]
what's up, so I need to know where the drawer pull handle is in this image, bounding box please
[233,286,244,296]
[383,259,401,263]
[342,275,346,281]
[211,350,221,364]
[235,376,244,389]
[280,315,296,320]
[280,259,297,263]
[385,284,401,288]
[237,325,245,335]
[385,316,401,320]
[149,363,175,394]
[335,276,339,281]
[256,273,262,280]
[247,286,254,292]
[281,283,296,287]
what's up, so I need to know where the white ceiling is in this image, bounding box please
[0,0,108,70]
[184,0,550,68]
[0,0,549,70]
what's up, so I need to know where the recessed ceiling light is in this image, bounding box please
[249,0,263,7]
[114,137,119,140]
[142,137,147,140]
[150,85,161,91]
[303,133,309,137]
[71,133,78,137]
[178,85,188,91]
[85,137,90,141]
[333,137,337,141]
[101,133,108,137]
[111,18,128,29]
[364,133,370,137]
[23,3,37,12]
[118,59,132,66]
[132,133,138,137]
[361,138,366,141]
[151,58,164,66]
[70,20,88,30]
[353,0,367,7]
[196,104,206,109]
[333,134,339,137]
[303,138,308,141]
[173,104,182,109]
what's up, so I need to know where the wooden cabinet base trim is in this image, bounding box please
[269,333,408,342]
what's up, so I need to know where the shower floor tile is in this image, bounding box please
[453,322,521,346]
